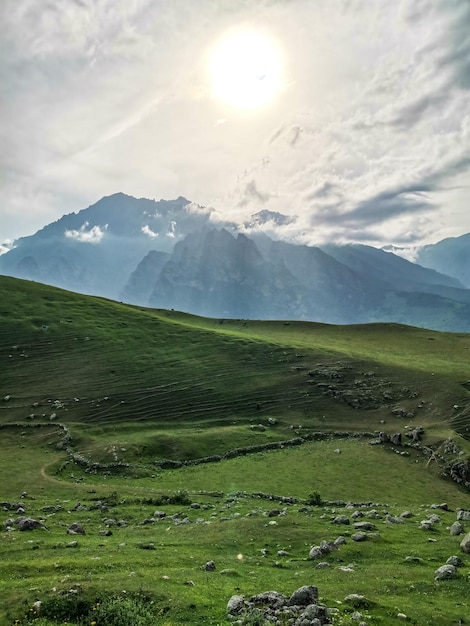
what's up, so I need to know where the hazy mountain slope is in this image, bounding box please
[148,228,308,319]
[0,193,215,298]
[416,233,470,288]
[320,243,464,291]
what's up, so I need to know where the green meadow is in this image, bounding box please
[0,276,469,625]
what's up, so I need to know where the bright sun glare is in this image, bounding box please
[210,31,283,110]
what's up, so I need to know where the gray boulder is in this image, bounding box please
[203,560,216,571]
[353,521,376,531]
[457,509,470,522]
[434,564,457,580]
[446,555,463,567]
[351,532,368,542]
[344,594,369,608]
[332,515,350,525]
[289,585,319,606]
[460,532,470,554]
[67,522,86,535]
[249,591,286,609]
[226,594,245,616]
[16,517,47,531]
[449,521,464,536]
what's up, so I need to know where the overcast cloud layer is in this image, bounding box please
[1,0,469,248]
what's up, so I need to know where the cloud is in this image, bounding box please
[1,0,469,249]
[65,222,107,243]
[141,224,158,238]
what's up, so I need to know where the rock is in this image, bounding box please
[250,591,286,609]
[404,556,424,564]
[16,517,47,531]
[446,555,463,567]
[430,503,449,511]
[344,594,369,608]
[332,515,350,525]
[288,585,319,606]
[67,522,86,535]
[449,521,464,536]
[400,511,414,518]
[460,532,470,554]
[315,562,330,569]
[386,514,404,524]
[391,433,402,445]
[351,532,368,542]
[353,522,376,531]
[227,594,245,615]
[420,520,434,531]
[457,509,470,522]
[434,564,457,580]
[203,560,216,571]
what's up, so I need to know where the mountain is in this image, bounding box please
[1,193,470,331]
[415,233,470,289]
[0,193,216,299]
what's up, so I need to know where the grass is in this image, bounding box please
[0,276,469,625]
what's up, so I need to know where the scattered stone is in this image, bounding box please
[227,594,245,616]
[315,562,330,569]
[16,517,47,532]
[351,531,369,542]
[449,521,464,536]
[434,564,457,580]
[203,560,216,571]
[404,556,424,564]
[344,594,369,608]
[332,515,350,525]
[250,591,286,609]
[446,556,463,567]
[397,613,408,620]
[460,532,470,554]
[457,509,470,522]
[430,503,449,511]
[353,522,376,531]
[288,585,318,606]
[67,522,86,535]
[400,511,414,519]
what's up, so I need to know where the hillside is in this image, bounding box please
[0,276,470,626]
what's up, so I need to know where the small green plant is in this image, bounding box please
[306,490,323,505]
[79,594,156,626]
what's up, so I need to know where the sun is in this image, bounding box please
[209,31,284,110]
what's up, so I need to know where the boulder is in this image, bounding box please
[449,521,464,536]
[352,531,370,541]
[332,515,350,525]
[16,517,47,531]
[446,556,463,567]
[353,522,376,531]
[226,594,245,616]
[434,564,457,580]
[203,560,216,571]
[288,585,318,606]
[344,594,369,608]
[249,591,286,609]
[460,532,470,554]
[457,509,470,522]
[67,522,86,535]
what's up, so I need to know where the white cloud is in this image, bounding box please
[65,222,107,243]
[141,224,158,238]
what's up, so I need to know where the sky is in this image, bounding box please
[1,0,469,250]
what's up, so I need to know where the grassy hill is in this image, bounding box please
[0,276,469,626]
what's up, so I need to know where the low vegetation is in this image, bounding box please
[0,276,469,625]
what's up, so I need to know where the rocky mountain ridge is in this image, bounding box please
[1,193,469,331]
